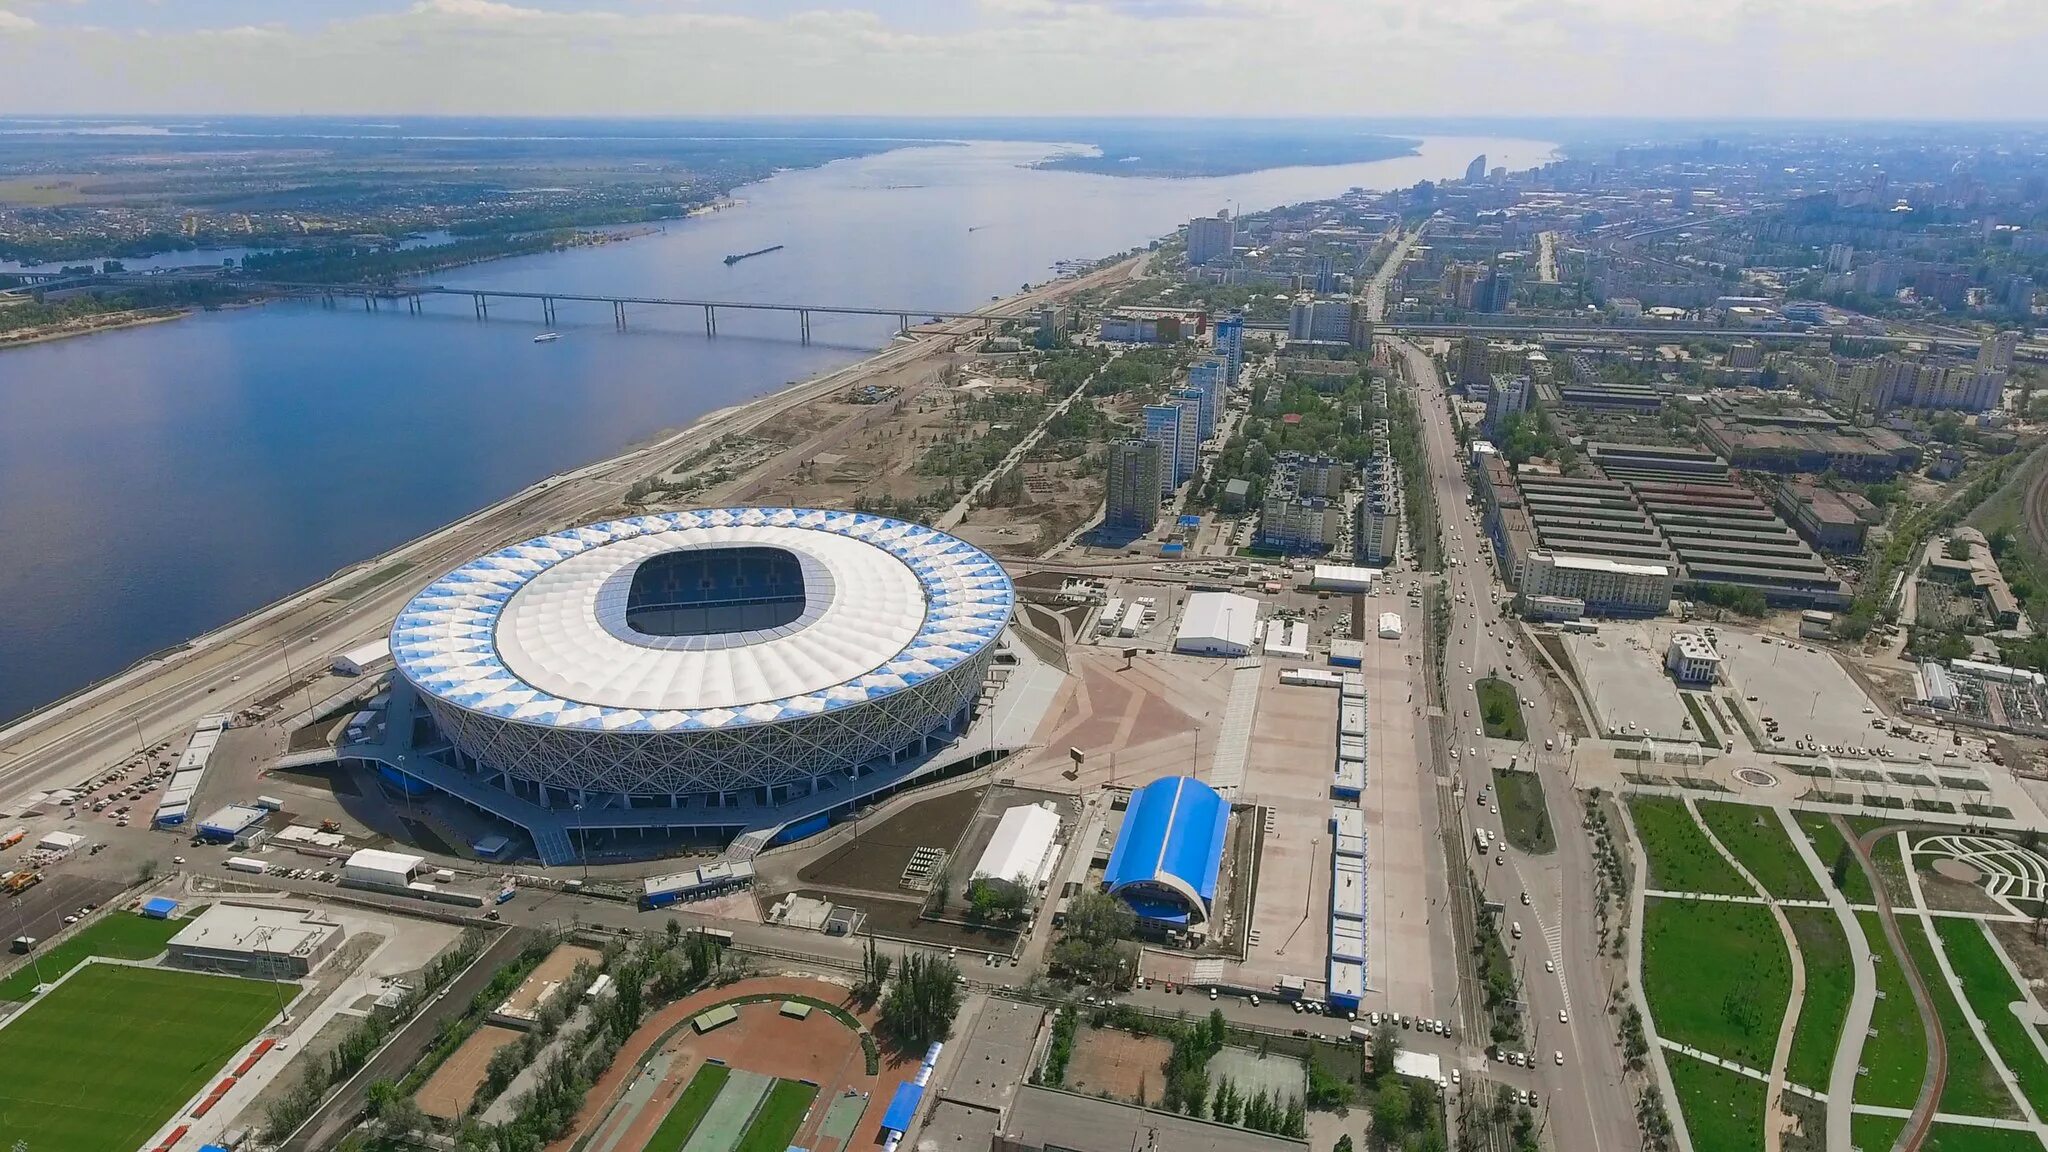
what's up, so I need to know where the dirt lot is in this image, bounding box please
[792,890,1019,950]
[416,1023,524,1120]
[1066,1026,1173,1102]
[794,787,985,896]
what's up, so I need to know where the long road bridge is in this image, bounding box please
[244,279,1018,342]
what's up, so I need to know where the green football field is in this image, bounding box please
[0,963,283,1152]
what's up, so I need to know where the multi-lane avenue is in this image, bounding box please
[1395,333,1642,1152]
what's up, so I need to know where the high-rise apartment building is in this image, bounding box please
[1187,213,1235,266]
[1465,154,1487,183]
[1104,439,1163,534]
[1172,392,1204,486]
[1142,404,1185,495]
[1981,330,2020,373]
[1214,312,1244,386]
[1188,359,1224,441]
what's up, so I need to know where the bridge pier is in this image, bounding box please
[409,294,422,315]
[898,313,910,334]
[543,297,556,326]
[364,293,373,312]
[614,300,627,331]
[474,293,488,320]
[704,305,717,338]
[799,309,810,344]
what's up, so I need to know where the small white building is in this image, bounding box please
[1264,619,1310,659]
[333,638,393,677]
[971,803,1063,893]
[1310,564,1377,594]
[1377,612,1404,639]
[1173,592,1260,657]
[168,903,342,979]
[342,848,425,890]
[1665,633,1723,685]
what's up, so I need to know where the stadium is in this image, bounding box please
[365,507,1014,863]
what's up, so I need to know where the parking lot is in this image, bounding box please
[1560,629,1695,742]
[1713,629,1888,753]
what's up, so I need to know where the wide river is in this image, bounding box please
[0,135,1552,724]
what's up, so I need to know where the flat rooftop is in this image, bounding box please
[169,903,339,958]
[1000,1085,1307,1152]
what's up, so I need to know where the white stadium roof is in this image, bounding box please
[392,509,1012,735]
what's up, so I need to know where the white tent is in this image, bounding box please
[1174,592,1260,657]
[971,804,1062,891]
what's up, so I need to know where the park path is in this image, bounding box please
[1777,805,1877,1152]
[1616,799,1696,1152]
[1843,818,1948,1152]
[1684,798,1805,1152]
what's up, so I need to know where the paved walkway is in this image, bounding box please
[1779,805,1877,1152]
[1684,797,1804,1152]
[1642,889,1832,909]
[1845,819,1949,1152]
[1850,1103,2046,1132]
[1913,904,2042,1129]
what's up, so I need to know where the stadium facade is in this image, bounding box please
[358,508,1014,864]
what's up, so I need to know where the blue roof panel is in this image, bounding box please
[1104,776,1228,913]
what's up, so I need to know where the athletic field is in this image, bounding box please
[0,963,281,1152]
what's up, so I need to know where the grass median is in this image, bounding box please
[1490,768,1554,855]
[1474,677,1526,740]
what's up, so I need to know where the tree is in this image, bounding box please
[1371,1022,1399,1083]
[880,951,963,1051]
[1371,1079,1410,1148]
[1335,1137,1356,1152]
[1946,537,1973,563]
[1831,844,1854,889]
[857,934,893,1003]
[967,879,1031,923]
[1051,890,1139,989]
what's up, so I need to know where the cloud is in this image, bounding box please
[0,0,2041,117]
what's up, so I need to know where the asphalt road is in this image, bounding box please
[1396,335,1641,1152]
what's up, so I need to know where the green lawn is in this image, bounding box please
[1923,1124,2048,1151]
[1897,916,2019,1118]
[1630,797,1752,896]
[1664,1049,1766,1152]
[1854,911,1929,1109]
[735,1079,819,1152]
[1490,768,1554,854]
[1849,1113,1904,1152]
[0,963,280,1152]
[1794,814,1873,905]
[0,910,192,1001]
[1783,908,1854,1093]
[1933,917,2048,1119]
[646,1062,731,1152]
[1474,677,1526,740]
[1697,802,1824,901]
[1642,897,1791,1069]
[1870,834,1916,908]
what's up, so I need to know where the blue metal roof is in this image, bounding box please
[1103,776,1228,915]
[881,1081,925,1132]
[141,897,179,916]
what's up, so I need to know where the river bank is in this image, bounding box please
[0,305,191,348]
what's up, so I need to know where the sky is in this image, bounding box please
[0,0,2043,120]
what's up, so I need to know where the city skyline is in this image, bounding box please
[0,0,2043,119]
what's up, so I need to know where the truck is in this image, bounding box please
[1,869,40,895]
[225,857,268,875]
[254,796,284,812]
[1473,828,1492,852]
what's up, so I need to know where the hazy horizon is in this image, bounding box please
[0,0,2043,120]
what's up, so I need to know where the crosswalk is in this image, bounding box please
[1542,920,1570,1016]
